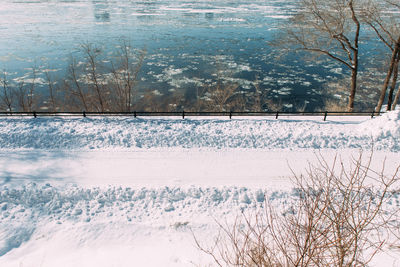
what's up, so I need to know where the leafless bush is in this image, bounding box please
[250,80,286,112]
[108,40,145,112]
[196,81,245,112]
[195,151,400,266]
[81,43,106,112]
[62,41,145,112]
[44,70,60,112]
[0,68,43,112]
[322,99,348,112]
[0,71,14,112]
[15,68,39,112]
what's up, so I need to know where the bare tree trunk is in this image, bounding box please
[387,51,399,110]
[348,68,358,112]
[392,67,400,110]
[347,0,360,112]
[375,38,400,112]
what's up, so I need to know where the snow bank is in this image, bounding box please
[0,183,282,266]
[360,110,400,140]
[1,183,399,266]
[0,113,398,151]
[0,183,268,227]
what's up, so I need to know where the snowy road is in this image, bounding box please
[0,149,302,188]
[2,149,399,189]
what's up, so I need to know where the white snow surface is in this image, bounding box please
[0,112,399,151]
[1,112,400,266]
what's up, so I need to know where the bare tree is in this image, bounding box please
[195,151,400,266]
[81,43,106,112]
[197,81,242,112]
[44,70,58,112]
[62,41,145,112]
[14,68,38,112]
[109,41,145,112]
[281,0,362,111]
[363,0,400,112]
[65,57,90,111]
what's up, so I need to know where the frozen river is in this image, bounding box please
[1,0,347,110]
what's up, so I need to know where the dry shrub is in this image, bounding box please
[323,98,348,112]
[263,98,283,112]
[0,71,14,112]
[197,82,243,112]
[64,42,145,112]
[195,151,400,266]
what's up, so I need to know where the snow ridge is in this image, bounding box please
[0,183,272,257]
[1,183,399,263]
[0,112,399,151]
[0,183,267,225]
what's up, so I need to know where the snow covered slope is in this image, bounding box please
[0,112,398,151]
[0,112,399,267]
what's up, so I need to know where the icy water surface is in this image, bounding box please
[0,0,344,110]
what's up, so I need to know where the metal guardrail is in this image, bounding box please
[0,110,382,121]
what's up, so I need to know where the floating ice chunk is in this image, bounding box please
[238,65,251,72]
[152,90,163,96]
[330,68,343,74]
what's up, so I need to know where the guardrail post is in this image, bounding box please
[83,111,86,117]
[182,110,185,119]
[323,111,327,121]
[229,111,232,120]
[33,111,37,118]
[134,111,137,118]
[275,111,279,119]
[371,111,375,118]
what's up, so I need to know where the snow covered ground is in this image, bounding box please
[1,112,400,266]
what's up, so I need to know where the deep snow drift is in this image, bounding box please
[1,112,400,266]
